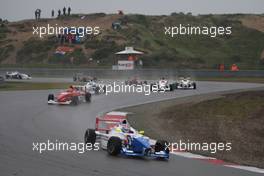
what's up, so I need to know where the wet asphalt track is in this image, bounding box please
[0,81,264,176]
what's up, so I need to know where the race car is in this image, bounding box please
[175,77,196,89]
[47,85,91,105]
[5,71,31,80]
[84,111,170,159]
[125,77,147,86]
[84,80,106,95]
[73,73,97,82]
[150,78,175,92]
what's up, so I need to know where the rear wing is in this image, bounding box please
[95,111,128,133]
[72,85,87,92]
[95,117,122,133]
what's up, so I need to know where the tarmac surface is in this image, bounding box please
[0,81,263,176]
[2,68,264,79]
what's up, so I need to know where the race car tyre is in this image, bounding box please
[84,129,96,145]
[85,92,91,102]
[107,137,122,156]
[103,85,106,93]
[175,83,178,89]
[71,96,79,105]
[150,84,154,91]
[193,83,196,89]
[169,84,175,91]
[155,140,170,154]
[150,84,158,92]
[95,86,100,94]
[48,94,54,101]
[18,75,22,79]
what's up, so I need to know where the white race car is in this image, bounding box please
[175,77,196,89]
[84,112,169,159]
[151,78,174,92]
[5,71,31,80]
[84,80,106,94]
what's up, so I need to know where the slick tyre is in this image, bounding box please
[193,83,196,89]
[103,85,106,93]
[85,92,91,102]
[175,83,178,89]
[95,86,100,94]
[84,129,96,145]
[155,140,170,154]
[107,137,122,156]
[169,84,175,91]
[48,94,54,101]
[71,96,79,105]
[150,83,155,92]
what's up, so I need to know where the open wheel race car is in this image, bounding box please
[73,73,97,82]
[175,77,196,89]
[150,78,175,92]
[5,71,31,80]
[125,77,148,86]
[47,85,91,105]
[84,80,106,95]
[84,112,170,159]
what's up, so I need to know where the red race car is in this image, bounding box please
[124,77,147,86]
[47,85,91,105]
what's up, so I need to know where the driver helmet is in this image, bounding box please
[120,119,130,133]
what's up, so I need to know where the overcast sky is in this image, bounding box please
[0,0,264,21]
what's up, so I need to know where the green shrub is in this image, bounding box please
[85,39,116,49]
[17,38,56,63]
[0,44,14,61]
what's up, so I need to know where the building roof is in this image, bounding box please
[115,47,143,55]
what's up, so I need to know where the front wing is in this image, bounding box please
[47,100,71,105]
[95,131,169,159]
[120,148,169,159]
[177,83,195,89]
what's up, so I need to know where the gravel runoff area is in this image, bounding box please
[119,88,264,168]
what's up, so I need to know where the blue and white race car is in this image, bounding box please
[84,112,169,159]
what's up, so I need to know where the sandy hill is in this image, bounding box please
[0,13,264,69]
